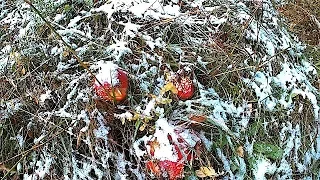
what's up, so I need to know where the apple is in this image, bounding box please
[93,62,128,102]
[174,76,194,100]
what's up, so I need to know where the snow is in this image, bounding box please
[150,118,179,161]
[106,40,132,62]
[134,118,181,161]
[54,13,65,22]
[199,131,213,151]
[39,90,52,105]
[143,98,156,116]
[1,98,23,120]
[34,134,46,144]
[119,21,141,38]
[253,158,276,180]
[94,61,119,86]
[2,0,320,179]
[16,134,24,147]
[217,148,234,179]
[114,111,133,124]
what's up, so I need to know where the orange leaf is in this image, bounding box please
[146,161,161,176]
[148,138,160,156]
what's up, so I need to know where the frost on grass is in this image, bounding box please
[1,0,319,179]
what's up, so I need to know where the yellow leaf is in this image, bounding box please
[195,166,217,178]
[160,82,178,95]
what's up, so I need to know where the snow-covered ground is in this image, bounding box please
[1,0,319,179]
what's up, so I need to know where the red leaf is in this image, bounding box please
[146,161,161,176]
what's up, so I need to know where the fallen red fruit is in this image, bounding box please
[94,63,128,102]
[174,77,194,100]
[158,160,184,180]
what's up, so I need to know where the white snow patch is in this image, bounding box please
[16,134,24,147]
[35,153,54,178]
[134,118,179,161]
[94,61,119,86]
[107,40,132,61]
[143,99,156,116]
[39,90,52,105]
[253,158,276,180]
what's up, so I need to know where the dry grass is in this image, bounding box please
[278,0,320,45]
[1,0,320,179]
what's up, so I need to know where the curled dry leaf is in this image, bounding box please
[0,163,10,172]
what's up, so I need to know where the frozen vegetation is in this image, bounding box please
[0,0,319,179]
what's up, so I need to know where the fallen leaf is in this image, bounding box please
[160,82,178,95]
[62,50,70,57]
[21,66,26,75]
[139,123,147,131]
[195,166,217,178]
[146,161,161,176]
[188,114,207,123]
[237,146,244,157]
[157,97,172,104]
[158,160,184,179]
[148,138,160,156]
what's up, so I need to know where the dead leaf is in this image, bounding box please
[189,114,207,123]
[195,166,217,178]
[139,123,147,131]
[157,97,172,104]
[148,138,160,156]
[237,146,244,157]
[62,50,70,57]
[76,131,84,149]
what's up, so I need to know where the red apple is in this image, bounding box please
[94,68,128,102]
[174,77,194,100]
